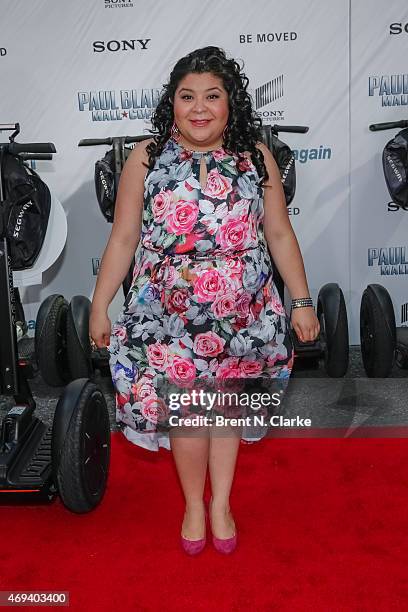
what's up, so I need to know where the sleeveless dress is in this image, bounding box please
[108,137,294,451]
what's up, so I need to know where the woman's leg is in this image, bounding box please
[208,430,241,538]
[170,427,210,540]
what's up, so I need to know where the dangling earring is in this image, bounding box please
[171,122,180,142]
[222,125,228,142]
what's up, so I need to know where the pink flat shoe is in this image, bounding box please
[209,499,237,554]
[180,510,207,555]
[212,533,237,554]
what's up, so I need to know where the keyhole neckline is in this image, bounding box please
[171,137,225,158]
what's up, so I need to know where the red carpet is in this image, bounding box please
[1,434,408,611]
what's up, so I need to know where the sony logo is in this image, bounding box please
[93,39,150,52]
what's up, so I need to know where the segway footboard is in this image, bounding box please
[0,405,56,502]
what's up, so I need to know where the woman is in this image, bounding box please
[90,46,319,555]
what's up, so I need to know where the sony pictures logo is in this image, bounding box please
[104,0,134,8]
[252,75,285,123]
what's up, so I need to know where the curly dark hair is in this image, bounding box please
[146,46,268,182]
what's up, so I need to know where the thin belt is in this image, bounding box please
[144,244,264,283]
[143,243,263,262]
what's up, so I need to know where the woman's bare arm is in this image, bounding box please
[257,142,310,299]
[91,139,152,314]
[256,142,319,341]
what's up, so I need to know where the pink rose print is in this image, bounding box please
[217,357,242,379]
[216,217,250,251]
[194,268,227,303]
[240,360,264,377]
[270,292,286,316]
[248,213,258,244]
[135,380,157,402]
[147,342,170,372]
[167,288,190,314]
[237,155,253,172]
[193,331,226,357]
[167,356,196,385]
[163,265,178,289]
[202,169,233,199]
[141,396,167,424]
[225,257,243,277]
[211,292,237,318]
[212,149,228,161]
[236,292,252,318]
[166,200,199,235]
[152,189,173,222]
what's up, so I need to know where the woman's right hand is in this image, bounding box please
[89,308,111,348]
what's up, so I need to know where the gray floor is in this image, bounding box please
[1,346,407,433]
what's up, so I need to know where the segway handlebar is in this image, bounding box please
[369,120,408,132]
[78,135,151,147]
[7,142,56,154]
[19,153,54,161]
[270,125,309,134]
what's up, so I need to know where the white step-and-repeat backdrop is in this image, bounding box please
[1,0,407,343]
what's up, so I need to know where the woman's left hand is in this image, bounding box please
[291,307,320,343]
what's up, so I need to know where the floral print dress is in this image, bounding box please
[108,137,294,451]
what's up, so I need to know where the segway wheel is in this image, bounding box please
[317,283,349,377]
[360,284,396,378]
[67,296,93,380]
[35,294,70,386]
[52,379,110,513]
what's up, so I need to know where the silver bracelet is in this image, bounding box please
[291,297,314,309]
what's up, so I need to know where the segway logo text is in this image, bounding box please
[281,155,294,182]
[368,247,408,275]
[99,171,109,195]
[386,154,403,182]
[13,201,33,238]
[369,74,408,107]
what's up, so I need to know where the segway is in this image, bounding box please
[360,119,408,377]
[0,124,110,512]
